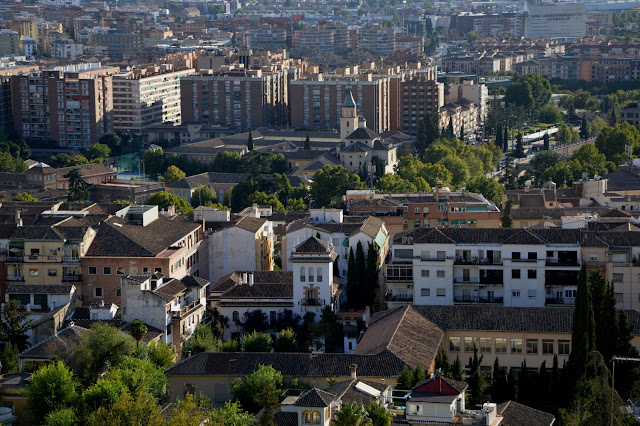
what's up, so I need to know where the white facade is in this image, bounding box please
[20,37,36,58]
[51,39,84,59]
[523,3,586,39]
[446,80,489,123]
[112,68,195,133]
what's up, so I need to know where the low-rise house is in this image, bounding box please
[55,163,117,190]
[121,274,209,352]
[17,324,87,370]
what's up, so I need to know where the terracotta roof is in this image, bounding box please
[56,163,115,179]
[6,284,74,295]
[497,401,555,426]
[295,237,332,253]
[221,283,292,299]
[355,306,443,369]
[154,279,187,301]
[273,411,298,426]
[235,216,267,233]
[294,388,335,407]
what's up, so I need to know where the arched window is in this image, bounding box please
[232,311,239,322]
[317,267,323,282]
[312,411,321,424]
[300,267,305,282]
[308,266,314,282]
[302,410,311,423]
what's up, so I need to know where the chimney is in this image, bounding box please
[15,210,22,227]
[350,364,357,380]
[100,300,104,308]
[242,272,248,284]
[248,273,254,286]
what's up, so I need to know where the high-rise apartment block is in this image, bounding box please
[0,30,20,56]
[523,3,586,39]
[112,66,195,134]
[180,65,288,131]
[11,64,119,148]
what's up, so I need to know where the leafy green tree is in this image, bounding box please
[209,401,255,425]
[572,144,616,181]
[44,407,78,426]
[182,323,218,356]
[65,169,90,202]
[286,198,307,211]
[0,299,33,351]
[142,148,165,177]
[248,190,286,213]
[531,151,562,179]
[129,320,147,347]
[190,185,218,208]
[396,365,414,390]
[424,142,455,164]
[568,264,596,388]
[256,381,279,425]
[331,402,372,426]
[435,345,450,377]
[438,155,470,188]
[83,378,128,412]
[505,74,551,110]
[230,179,259,212]
[579,115,590,139]
[275,328,297,352]
[12,192,38,201]
[317,306,343,353]
[614,309,640,399]
[609,108,618,126]
[0,342,18,373]
[240,309,269,334]
[106,356,167,400]
[467,343,485,405]
[537,104,563,124]
[163,165,186,185]
[364,401,392,426]
[242,331,273,352]
[378,174,419,193]
[65,155,90,166]
[310,165,363,207]
[273,172,293,204]
[86,390,163,426]
[67,322,136,383]
[147,342,175,369]
[146,192,193,214]
[466,176,505,204]
[212,151,242,173]
[99,132,123,155]
[451,354,464,381]
[26,361,79,422]
[501,199,513,228]
[595,122,640,163]
[86,143,111,160]
[0,151,26,172]
[48,153,71,168]
[556,124,579,144]
[412,362,426,386]
[232,364,283,414]
[247,132,254,151]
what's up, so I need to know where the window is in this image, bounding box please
[317,267,322,282]
[421,270,430,278]
[308,267,314,282]
[232,311,240,322]
[495,338,507,353]
[34,294,47,307]
[528,252,537,260]
[528,270,537,279]
[528,290,537,299]
[88,267,97,275]
[479,337,491,353]
[302,411,311,424]
[547,250,554,258]
[437,251,446,260]
[526,339,538,354]
[395,249,413,259]
[511,338,523,353]
[512,290,520,297]
[312,411,321,424]
[589,254,598,262]
[558,340,570,355]
[415,207,420,214]
[116,288,121,297]
[449,337,461,352]
[542,339,554,354]
[29,269,38,277]
[464,337,476,352]
[300,267,305,282]
[10,294,29,305]
[512,252,521,260]
[117,266,125,275]
[154,267,162,273]
[103,267,112,275]
[130,267,138,275]
[512,269,521,279]
[564,288,577,298]
[48,269,57,276]
[143,267,150,274]
[436,288,446,296]
[463,269,470,282]
[95,287,103,298]
[421,288,430,296]
[616,292,623,303]
[437,270,445,278]
[614,273,624,283]
[420,251,430,260]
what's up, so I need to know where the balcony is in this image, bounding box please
[6,276,24,282]
[300,298,324,306]
[5,256,23,263]
[172,300,203,320]
[385,294,414,302]
[546,297,574,306]
[545,259,580,267]
[454,257,479,265]
[62,274,82,283]
[62,257,80,263]
[454,296,503,304]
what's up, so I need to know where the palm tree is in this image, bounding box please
[364,401,392,426]
[331,402,372,426]
[130,320,148,347]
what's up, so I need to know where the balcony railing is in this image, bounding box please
[454,296,503,304]
[63,257,80,263]
[172,300,203,319]
[454,278,504,285]
[454,257,478,265]
[300,298,324,306]
[5,256,23,263]
[62,275,82,282]
[546,297,575,306]
[386,294,414,302]
[545,259,580,267]
[6,276,24,282]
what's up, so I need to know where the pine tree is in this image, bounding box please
[503,127,509,153]
[569,264,596,387]
[397,365,414,390]
[615,309,640,398]
[579,115,590,139]
[451,354,464,381]
[467,343,485,405]
[413,362,426,386]
[609,108,618,126]
[518,359,529,404]
[435,345,451,377]
[514,132,525,158]
[304,134,311,150]
[247,132,254,151]
[448,117,454,139]
[543,132,550,151]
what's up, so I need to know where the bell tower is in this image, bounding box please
[340,88,358,141]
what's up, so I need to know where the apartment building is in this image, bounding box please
[10,63,119,148]
[180,65,288,131]
[112,66,195,134]
[88,31,143,57]
[358,24,398,57]
[385,227,640,310]
[289,73,390,134]
[393,67,444,134]
[523,3,586,40]
[50,39,84,59]
[294,23,352,56]
[438,100,478,139]
[621,100,640,128]
[0,30,20,56]
[81,205,202,305]
[445,80,488,123]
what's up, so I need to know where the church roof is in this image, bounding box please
[345,127,379,141]
[343,89,356,108]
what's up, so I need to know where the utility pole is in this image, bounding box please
[610,356,640,426]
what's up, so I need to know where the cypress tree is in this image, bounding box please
[579,115,590,139]
[503,127,509,153]
[518,359,529,404]
[304,134,311,150]
[506,368,517,401]
[590,271,617,362]
[467,343,485,405]
[365,243,378,308]
[435,345,451,377]
[347,247,356,308]
[459,122,465,141]
[355,242,366,308]
[569,264,596,386]
[537,360,549,404]
[543,132,550,151]
[495,124,503,149]
[425,114,439,147]
[416,118,427,156]
[514,132,525,158]
[413,362,426,386]
[397,365,414,390]
[451,354,464,381]
[247,132,254,151]
[609,108,618,126]
[501,199,513,228]
[615,309,640,398]
[447,117,454,139]
[491,358,508,403]
[551,354,559,402]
